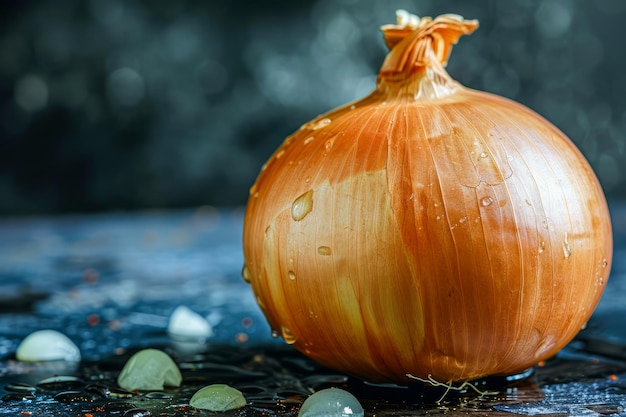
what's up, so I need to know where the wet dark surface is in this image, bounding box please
[1,205,626,416]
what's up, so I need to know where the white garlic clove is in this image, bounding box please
[167,305,213,340]
[190,384,247,411]
[117,349,182,391]
[298,388,364,417]
[16,330,81,362]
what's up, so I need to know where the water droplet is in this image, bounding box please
[480,152,488,158]
[350,105,356,110]
[145,392,172,400]
[305,176,311,183]
[291,190,314,221]
[434,202,440,207]
[304,136,315,145]
[275,149,285,159]
[4,383,36,393]
[409,193,415,201]
[54,390,95,403]
[86,384,134,399]
[281,326,296,344]
[436,216,441,220]
[480,197,494,207]
[459,217,467,224]
[122,409,153,417]
[37,376,84,392]
[304,118,332,130]
[248,183,257,196]
[602,258,608,268]
[538,241,545,253]
[241,265,251,283]
[562,233,571,258]
[288,270,296,280]
[103,402,138,413]
[317,246,331,256]
[1,393,35,402]
[271,330,280,339]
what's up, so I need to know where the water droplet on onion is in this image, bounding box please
[288,270,296,280]
[480,197,493,207]
[242,265,251,283]
[562,233,571,258]
[303,118,332,130]
[292,190,314,221]
[281,326,297,344]
[317,246,332,256]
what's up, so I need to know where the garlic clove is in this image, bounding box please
[167,305,213,340]
[16,330,81,362]
[190,384,246,411]
[117,348,182,391]
[298,388,364,417]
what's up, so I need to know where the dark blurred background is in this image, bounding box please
[1,0,625,215]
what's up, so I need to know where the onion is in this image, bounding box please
[242,11,613,383]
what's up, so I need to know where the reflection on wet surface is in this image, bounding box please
[1,207,626,416]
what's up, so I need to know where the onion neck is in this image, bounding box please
[376,11,478,101]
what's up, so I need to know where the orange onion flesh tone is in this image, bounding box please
[242,11,613,384]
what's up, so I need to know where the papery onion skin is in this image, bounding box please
[242,11,612,383]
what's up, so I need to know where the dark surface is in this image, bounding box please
[1,205,626,416]
[2,1,626,214]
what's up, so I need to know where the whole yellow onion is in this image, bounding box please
[242,11,612,383]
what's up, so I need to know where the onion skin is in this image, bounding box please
[242,12,612,383]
